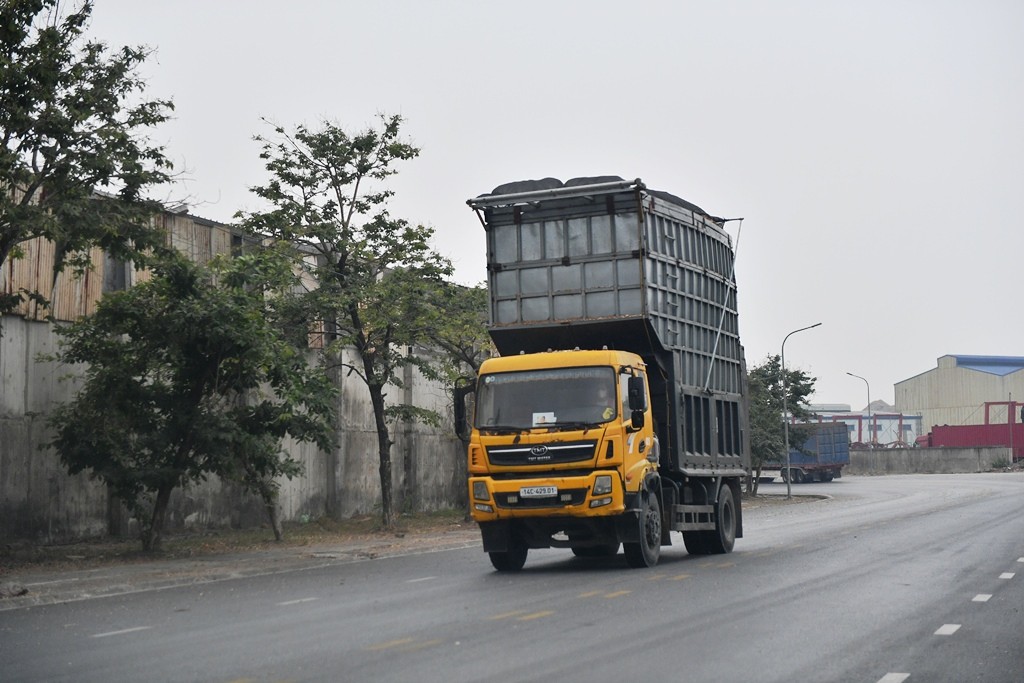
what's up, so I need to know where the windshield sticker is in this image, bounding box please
[533,412,556,426]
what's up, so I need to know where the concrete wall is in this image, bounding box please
[847,446,1010,475]
[0,316,468,542]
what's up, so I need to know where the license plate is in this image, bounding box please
[520,486,557,498]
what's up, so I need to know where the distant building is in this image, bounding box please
[809,402,923,448]
[895,355,1024,431]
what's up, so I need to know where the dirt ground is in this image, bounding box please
[0,508,475,576]
[1,494,807,577]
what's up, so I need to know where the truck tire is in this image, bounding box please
[705,484,737,554]
[683,530,708,555]
[624,490,661,568]
[489,542,528,572]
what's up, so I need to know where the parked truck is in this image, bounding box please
[779,422,850,483]
[459,176,750,571]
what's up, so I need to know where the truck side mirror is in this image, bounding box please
[628,376,646,430]
[627,376,645,410]
[453,378,475,441]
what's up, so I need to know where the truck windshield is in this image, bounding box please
[475,366,618,430]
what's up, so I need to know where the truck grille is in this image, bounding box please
[486,441,597,467]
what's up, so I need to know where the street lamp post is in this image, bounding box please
[782,323,822,498]
[846,372,872,445]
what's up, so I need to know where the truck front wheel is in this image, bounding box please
[624,490,662,568]
[489,542,528,572]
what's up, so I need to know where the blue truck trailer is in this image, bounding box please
[780,422,850,483]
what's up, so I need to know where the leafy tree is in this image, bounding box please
[746,354,816,494]
[48,250,336,551]
[238,114,452,529]
[420,281,491,441]
[417,280,490,519]
[0,0,173,314]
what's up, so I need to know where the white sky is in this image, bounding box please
[88,0,1024,411]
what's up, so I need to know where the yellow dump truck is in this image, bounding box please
[461,177,750,570]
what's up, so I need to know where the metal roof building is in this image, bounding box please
[895,355,1024,431]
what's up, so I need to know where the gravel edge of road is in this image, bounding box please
[0,492,817,611]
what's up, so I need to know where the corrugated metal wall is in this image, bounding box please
[895,355,1024,430]
[0,210,242,322]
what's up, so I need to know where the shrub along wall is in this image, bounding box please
[0,316,467,542]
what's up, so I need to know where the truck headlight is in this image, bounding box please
[472,481,490,501]
[592,475,613,496]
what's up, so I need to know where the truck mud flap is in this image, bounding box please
[479,521,514,553]
[671,504,717,532]
[613,490,647,543]
[613,509,643,543]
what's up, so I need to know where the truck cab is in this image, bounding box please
[468,349,659,569]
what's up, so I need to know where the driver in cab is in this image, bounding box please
[593,385,616,422]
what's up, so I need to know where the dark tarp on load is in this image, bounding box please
[483,176,712,221]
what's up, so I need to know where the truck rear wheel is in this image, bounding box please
[682,530,708,555]
[489,542,528,572]
[705,484,736,554]
[624,490,661,568]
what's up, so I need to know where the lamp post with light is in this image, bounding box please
[782,323,822,498]
[846,372,871,445]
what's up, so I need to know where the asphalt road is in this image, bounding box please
[2,473,1023,683]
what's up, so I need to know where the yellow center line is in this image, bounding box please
[604,590,632,598]
[518,610,555,621]
[399,639,444,652]
[489,610,527,620]
[668,573,692,581]
[364,638,415,651]
[578,590,603,598]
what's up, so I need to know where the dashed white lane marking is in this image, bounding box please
[92,626,151,638]
[877,674,910,683]
[406,576,437,583]
[935,624,961,636]
[277,597,318,606]
[999,572,1015,580]
[973,594,993,602]
[1017,557,1024,563]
